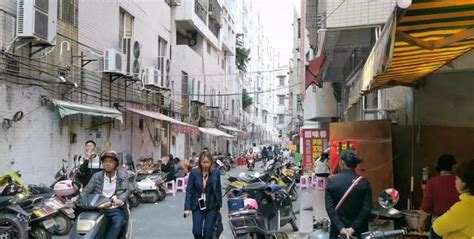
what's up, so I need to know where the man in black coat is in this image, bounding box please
[325,150,372,239]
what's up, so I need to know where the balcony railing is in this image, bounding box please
[194,0,207,24]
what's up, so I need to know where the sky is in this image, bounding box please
[252,0,300,64]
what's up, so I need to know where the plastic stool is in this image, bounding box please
[175,177,187,193]
[166,181,176,196]
[314,177,326,191]
[299,175,311,190]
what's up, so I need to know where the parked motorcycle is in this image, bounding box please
[69,193,131,239]
[227,182,298,239]
[0,195,29,239]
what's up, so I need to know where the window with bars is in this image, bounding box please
[278,114,284,124]
[58,0,77,26]
[278,95,285,105]
[119,9,134,49]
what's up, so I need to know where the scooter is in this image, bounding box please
[69,193,131,239]
[0,195,30,239]
[215,158,228,175]
[227,182,298,239]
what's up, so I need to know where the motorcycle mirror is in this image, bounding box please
[378,188,400,209]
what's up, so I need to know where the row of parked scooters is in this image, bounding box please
[0,155,171,239]
[224,159,302,239]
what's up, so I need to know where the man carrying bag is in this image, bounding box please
[325,150,372,239]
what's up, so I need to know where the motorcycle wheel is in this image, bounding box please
[145,191,160,203]
[0,214,28,239]
[53,212,72,235]
[129,194,140,208]
[157,187,167,202]
[289,187,298,201]
[270,232,289,239]
[219,167,226,175]
[30,226,52,239]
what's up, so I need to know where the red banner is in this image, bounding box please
[329,139,359,174]
[301,128,329,174]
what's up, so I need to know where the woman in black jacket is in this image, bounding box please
[183,151,223,239]
[325,150,372,239]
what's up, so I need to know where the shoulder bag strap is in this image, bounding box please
[335,176,364,211]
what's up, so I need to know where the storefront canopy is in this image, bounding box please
[199,127,235,139]
[219,125,246,133]
[361,1,474,92]
[125,107,199,135]
[51,99,123,122]
[305,53,327,89]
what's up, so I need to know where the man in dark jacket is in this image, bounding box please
[82,150,130,239]
[161,154,176,181]
[325,150,372,239]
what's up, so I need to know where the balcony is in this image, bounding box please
[174,0,220,48]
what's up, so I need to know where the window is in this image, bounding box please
[119,9,134,48]
[207,42,211,54]
[197,81,201,101]
[191,78,195,96]
[278,76,285,86]
[278,114,284,124]
[273,117,277,126]
[255,109,258,117]
[158,36,168,57]
[278,95,285,105]
[231,100,235,115]
[58,0,76,26]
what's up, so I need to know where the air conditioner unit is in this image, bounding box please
[123,37,141,78]
[166,0,182,6]
[157,56,170,88]
[143,67,160,87]
[16,0,58,45]
[103,49,124,75]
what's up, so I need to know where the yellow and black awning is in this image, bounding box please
[361,0,474,92]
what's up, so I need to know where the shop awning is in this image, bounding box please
[51,99,123,122]
[305,53,326,89]
[219,125,246,133]
[361,1,474,92]
[199,127,235,138]
[125,107,199,135]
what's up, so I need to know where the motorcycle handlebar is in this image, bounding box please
[383,229,405,237]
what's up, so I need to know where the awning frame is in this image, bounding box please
[51,99,123,123]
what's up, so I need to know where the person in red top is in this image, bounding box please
[418,154,459,235]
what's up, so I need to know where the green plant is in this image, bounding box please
[236,47,250,72]
[242,88,253,110]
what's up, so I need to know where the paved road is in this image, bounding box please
[56,163,307,238]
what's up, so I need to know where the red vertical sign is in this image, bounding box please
[300,128,329,174]
[329,139,359,174]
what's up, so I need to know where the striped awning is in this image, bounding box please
[361,0,474,92]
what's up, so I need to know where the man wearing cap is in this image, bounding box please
[418,154,459,237]
[82,150,130,239]
[325,149,372,239]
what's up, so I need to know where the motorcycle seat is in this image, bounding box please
[0,196,13,207]
[228,209,258,217]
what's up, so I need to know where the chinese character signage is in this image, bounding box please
[300,128,329,174]
[329,139,359,174]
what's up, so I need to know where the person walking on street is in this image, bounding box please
[79,140,102,186]
[184,151,223,239]
[175,157,186,178]
[433,159,474,239]
[315,152,330,178]
[325,149,372,239]
[418,154,459,237]
[161,154,176,182]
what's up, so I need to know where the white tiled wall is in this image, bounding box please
[326,0,396,28]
